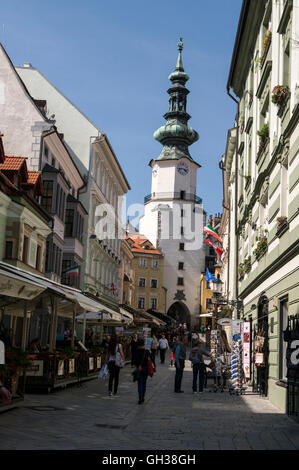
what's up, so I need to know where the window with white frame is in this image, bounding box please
[140,258,147,267]
[150,298,157,310]
[152,259,159,268]
[138,297,145,309]
[151,279,158,288]
[139,277,146,287]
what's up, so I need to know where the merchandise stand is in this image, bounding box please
[229,338,246,395]
[207,329,230,393]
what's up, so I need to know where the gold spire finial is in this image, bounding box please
[178,37,183,52]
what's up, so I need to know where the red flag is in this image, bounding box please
[110,283,116,296]
[205,238,224,258]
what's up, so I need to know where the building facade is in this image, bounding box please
[0,44,87,287]
[226,0,299,411]
[126,235,166,315]
[16,61,130,310]
[139,40,205,328]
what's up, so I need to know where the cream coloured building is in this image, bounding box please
[224,0,299,413]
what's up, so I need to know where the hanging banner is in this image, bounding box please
[242,322,251,379]
[232,320,243,339]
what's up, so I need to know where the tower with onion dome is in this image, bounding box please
[139,39,205,328]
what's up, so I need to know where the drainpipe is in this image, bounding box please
[227,88,240,320]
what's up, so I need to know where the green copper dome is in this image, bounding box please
[154,123,199,146]
[152,38,199,164]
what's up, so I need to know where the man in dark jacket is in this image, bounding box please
[174,336,187,393]
[189,340,211,393]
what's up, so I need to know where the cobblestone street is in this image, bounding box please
[0,352,299,450]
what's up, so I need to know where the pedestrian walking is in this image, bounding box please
[170,336,177,366]
[189,340,211,394]
[158,334,169,364]
[130,333,138,367]
[174,336,187,393]
[106,335,125,397]
[134,338,154,404]
[150,334,158,367]
[191,331,199,348]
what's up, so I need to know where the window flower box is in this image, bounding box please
[256,124,269,161]
[253,237,268,261]
[244,256,252,274]
[260,30,272,68]
[238,263,245,280]
[272,85,290,105]
[276,216,289,238]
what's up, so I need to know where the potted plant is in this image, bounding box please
[263,30,272,50]
[272,85,290,105]
[244,256,252,274]
[257,124,269,155]
[277,216,288,228]
[260,30,272,67]
[257,124,269,142]
[253,237,268,260]
[238,263,245,280]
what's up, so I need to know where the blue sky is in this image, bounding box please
[1,0,242,218]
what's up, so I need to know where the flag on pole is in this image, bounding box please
[205,238,224,258]
[206,268,217,283]
[64,265,79,277]
[110,283,117,296]
[203,224,222,244]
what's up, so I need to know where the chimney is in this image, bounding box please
[23,62,32,68]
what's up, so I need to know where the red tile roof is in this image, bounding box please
[126,234,162,255]
[27,171,41,185]
[0,156,27,171]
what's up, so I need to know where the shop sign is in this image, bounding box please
[97,356,101,369]
[89,357,94,370]
[242,322,251,378]
[0,340,5,364]
[255,352,264,365]
[69,359,75,374]
[217,318,232,326]
[232,320,243,339]
[57,360,64,376]
[26,360,44,377]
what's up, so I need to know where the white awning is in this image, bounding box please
[119,308,134,321]
[0,262,120,317]
[0,267,46,300]
[76,310,122,323]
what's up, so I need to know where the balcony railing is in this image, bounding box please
[144,192,202,204]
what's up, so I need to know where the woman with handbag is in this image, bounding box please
[134,338,155,404]
[107,335,125,397]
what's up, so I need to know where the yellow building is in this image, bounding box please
[126,234,166,315]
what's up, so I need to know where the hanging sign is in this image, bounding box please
[242,322,251,378]
[232,320,243,339]
[26,360,44,377]
[217,318,232,326]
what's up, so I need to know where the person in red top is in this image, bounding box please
[134,339,154,404]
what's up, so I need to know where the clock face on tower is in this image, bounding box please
[177,162,189,175]
[152,164,158,177]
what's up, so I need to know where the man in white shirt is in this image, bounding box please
[158,334,169,364]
